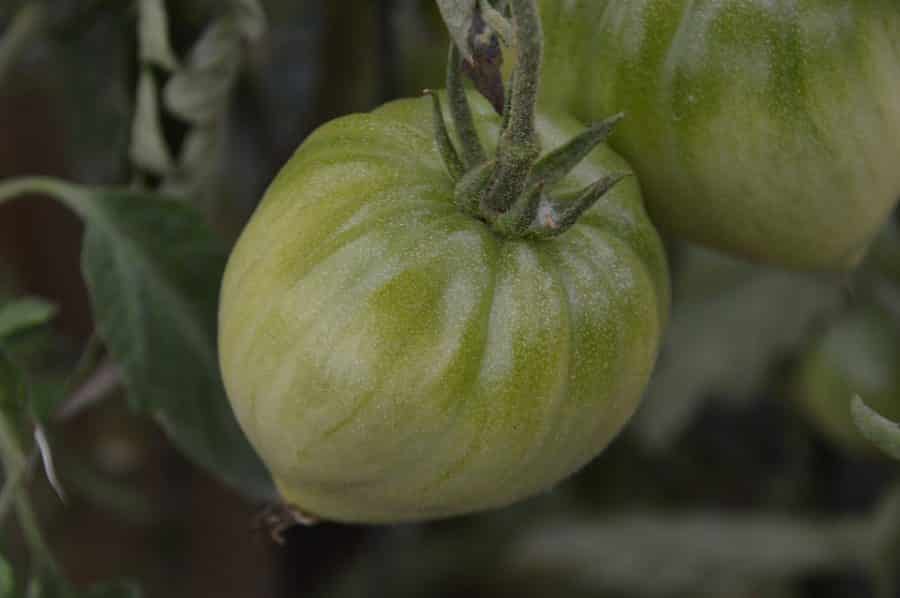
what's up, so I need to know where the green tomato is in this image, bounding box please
[539,0,900,270]
[793,306,900,454]
[218,93,669,523]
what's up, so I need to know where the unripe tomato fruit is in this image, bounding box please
[218,93,669,523]
[539,0,900,270]
[793,306,900,454]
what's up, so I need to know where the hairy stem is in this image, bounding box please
[501,0,541,148]
[480,0,542,214]
[447,44,486,168]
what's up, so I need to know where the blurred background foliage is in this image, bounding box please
[1,1,899,597]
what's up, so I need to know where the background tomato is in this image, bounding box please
[792,306,900,454]
[218,92,670,523]
[539,0,900,270]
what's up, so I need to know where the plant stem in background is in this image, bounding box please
[0,411,59,575]
[0,1,49,87]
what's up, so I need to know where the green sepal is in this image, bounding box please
[526,113,623,189]
[447,44,486,168]
[433,0,628,241]
[425,90,464,181]
[529,173,629,239]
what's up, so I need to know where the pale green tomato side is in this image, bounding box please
[218,94,669,523]
[539,0,900,270]
[793,307,900,454]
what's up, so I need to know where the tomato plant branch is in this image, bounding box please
[482,0,541,215]
[432,0,625,240]
[446,44,486,168]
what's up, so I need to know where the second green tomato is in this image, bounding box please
[540,0,900,270]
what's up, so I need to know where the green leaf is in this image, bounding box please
[81,189,273,498]
[0,554,14,598]
[852,396,900,460]
[435,0,477,63]
[0,178,275,501]
[163,19,242,125]
[137,0,178,71]
[0,298,57,341]
[130,69,174,176]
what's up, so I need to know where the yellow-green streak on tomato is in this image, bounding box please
[539,0,900,270]
[218,94,669,523]
[793,307,900,454]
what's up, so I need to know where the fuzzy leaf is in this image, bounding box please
[79,188,273,499]
[0,178,274,501]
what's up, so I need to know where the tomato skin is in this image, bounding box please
[793,307,900,454]
[218,93,669,523]
[539,0,900,270]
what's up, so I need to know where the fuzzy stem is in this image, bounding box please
[501,0,541,150]
[447,44,486,168]
[480,0,542,214]
[425,90,464,181]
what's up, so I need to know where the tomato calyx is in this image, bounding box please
[429,0,628,240]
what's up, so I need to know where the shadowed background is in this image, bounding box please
[1,1,898,597]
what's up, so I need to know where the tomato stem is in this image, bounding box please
[432,0,627,240]
[447,44,486,168]
[480,0,542,215]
